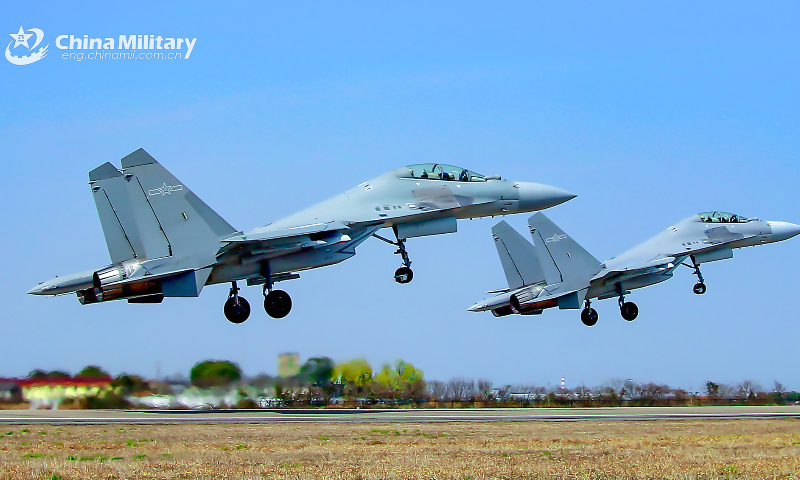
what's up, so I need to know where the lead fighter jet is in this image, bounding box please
[469,211,800,326]
[28,148,576,323]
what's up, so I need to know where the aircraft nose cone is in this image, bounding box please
[27,284,44,295]
[515,182,577,213]
[767,221,800,243]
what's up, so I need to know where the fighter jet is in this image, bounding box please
[469,211,800,326]
[27,148,576,323]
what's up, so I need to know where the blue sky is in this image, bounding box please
[2,1,798,392]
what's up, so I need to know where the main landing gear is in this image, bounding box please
[224,282,251,324]
[619,297,638,321]
[224,274,293,324]
[261,268,292,319]
[264,287,292,319]
[580,295,639,327]
[373,228,414,284]
[688,255,707,295]
[581,300,598,327]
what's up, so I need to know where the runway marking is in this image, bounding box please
[2,409,799,425]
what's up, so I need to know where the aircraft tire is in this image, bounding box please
[264,290,292,318]
[620,301,638,321]
[224,296,251,324]
[581,308,598,327]
[394,267,413,284]
[693,283,707,295]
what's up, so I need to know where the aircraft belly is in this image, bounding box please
[269,249,355,273]
[587,271,673,300]
[208,248,356,285]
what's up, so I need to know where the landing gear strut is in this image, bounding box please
[581,300,598,327]
[373,227,414,284]
[617,286,638,321]
[689,255,707,295]
[224,282,251,324]
[261,267,292,318]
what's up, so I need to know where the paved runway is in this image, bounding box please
[1,406,799,425]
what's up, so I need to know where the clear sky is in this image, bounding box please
[2,1,798,392]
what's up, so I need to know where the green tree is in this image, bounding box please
[27,369,71,379]
[706,381,719,398]
[190,360,242,388]
[333,359,373,398]
[111,374,149,393]
[77,365,111,379]
[374,360,425,401]
[334,359,373,386]
[298,357,335,385]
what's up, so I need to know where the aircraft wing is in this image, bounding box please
[597,256,676,275]
[591,256,679,286]
[223,222,349,243]
[219,222,354,255]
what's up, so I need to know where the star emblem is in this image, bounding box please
[10,26,33,49]
[147,183,183,196]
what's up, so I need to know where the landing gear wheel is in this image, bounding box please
[264,290,292,318]
[224,296,251,324]
[581,308,598,327]
[693,283,707,295]
[620,301,639,321]
[394,266,414,284]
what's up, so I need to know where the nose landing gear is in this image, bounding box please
[224,282,251,324]
[688,255,707,295]
[373,227,414,284]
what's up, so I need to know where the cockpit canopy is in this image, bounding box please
[399,163,487,182]
[698,211,749,223]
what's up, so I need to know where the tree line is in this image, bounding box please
[14,360,799,408]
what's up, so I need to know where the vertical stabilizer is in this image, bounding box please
[89,162,143,263]
[119,149,237,257]
[491,221,547,289]
[527,213,601,283]
[88,149,237,264]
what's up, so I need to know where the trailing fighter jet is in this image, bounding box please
[27,148,576,323]
[469,211,800,326]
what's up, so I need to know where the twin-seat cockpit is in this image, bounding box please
[698,211,749,224]
[398,163,487,182]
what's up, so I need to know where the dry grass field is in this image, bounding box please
[1,419,799,479]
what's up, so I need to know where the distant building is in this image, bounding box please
[0,377,114,409]
[278,353,301,378]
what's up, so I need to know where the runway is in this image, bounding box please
[1,405,799,425]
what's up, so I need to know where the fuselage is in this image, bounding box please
[471,211,800,315]
[207,165,575,286]
[29,162,576,298]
